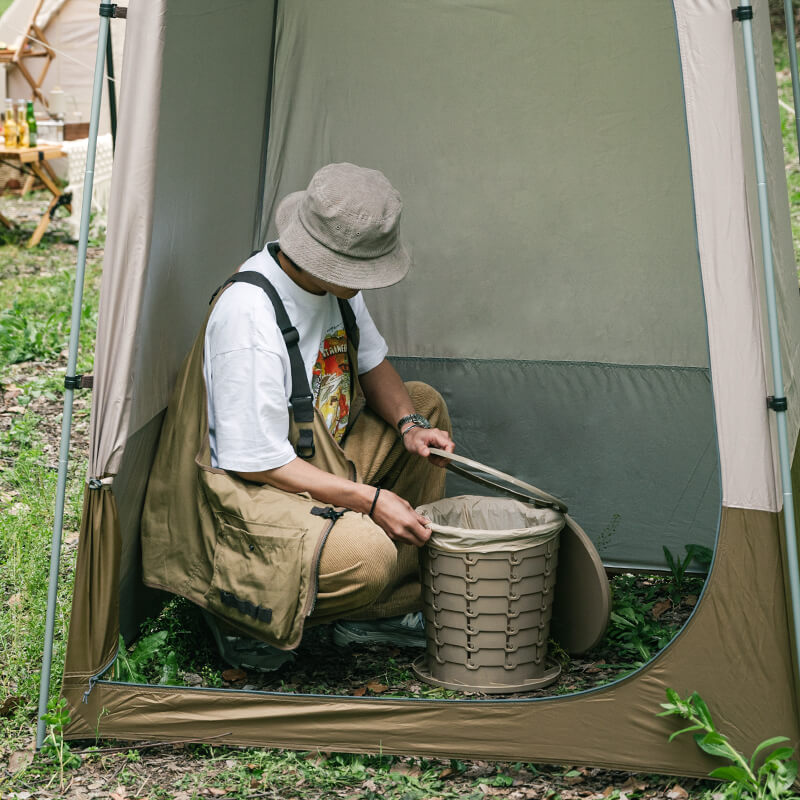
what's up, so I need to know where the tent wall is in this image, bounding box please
[85,0,277,634]
[733,0,800,496]
[258,0,719,570]
[0,0,125,134]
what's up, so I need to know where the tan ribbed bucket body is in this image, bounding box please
[415,496,564,693]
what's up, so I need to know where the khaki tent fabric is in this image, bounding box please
[64,498,800,775]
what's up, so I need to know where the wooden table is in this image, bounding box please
[0,143,71,247]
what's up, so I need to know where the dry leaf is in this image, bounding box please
[391,762,421,777]
[221,668,246,682]
[7,593,22,607]
[438,767,454,778]
[110,790,127,800]
[667,785,689,800]
[652,599,672,619]
[0,695,22,717]
[8,749,33,772]
[352,687,366,696]
[602,786,617,797]
[366,681,388,694]
[620,777,648,793]
[208,789,228,797]
[685,595,698,607]
[478,783,491,794]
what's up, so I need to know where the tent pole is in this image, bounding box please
[35,8,110,751]
[736,4,800,704]
[106,28,116,153]
[784,1,800,162]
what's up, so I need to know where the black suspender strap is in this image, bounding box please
[337,295,359,352]
[212,270,316,459]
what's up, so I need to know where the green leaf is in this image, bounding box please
[708,766,751,784]
[159,651,179,685]
[694,731,732,759]
[129,631,168,663]
[762,747,795,765]
[667,724,704,742]
[689,692,715,730]
[750,735,790,768]
[665,688,682,706]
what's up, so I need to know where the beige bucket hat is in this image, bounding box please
[275,162,411,290]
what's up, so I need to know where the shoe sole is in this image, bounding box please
[332,625,425,649]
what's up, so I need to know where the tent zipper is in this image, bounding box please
[82,646,120,703]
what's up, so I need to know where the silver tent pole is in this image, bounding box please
[36,7,110,750]
[736,4,800,697]
[784,1,800,161]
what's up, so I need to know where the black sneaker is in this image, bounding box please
[332,612,426,648]
[202,611,295,673]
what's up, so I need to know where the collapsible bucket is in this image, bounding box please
[414,495,565,693]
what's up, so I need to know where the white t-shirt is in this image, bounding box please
[203,243,388,471]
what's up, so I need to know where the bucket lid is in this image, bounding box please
[428,448,568,513]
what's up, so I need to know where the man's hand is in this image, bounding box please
[402,426,455,467]
[370,488,432,547]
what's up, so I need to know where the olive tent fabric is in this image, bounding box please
[61,0,800,776]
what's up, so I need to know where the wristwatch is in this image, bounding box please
[397,413,432,432]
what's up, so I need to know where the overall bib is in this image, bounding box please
[141,268,450,649]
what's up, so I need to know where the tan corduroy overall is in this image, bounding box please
[141,272,450,650]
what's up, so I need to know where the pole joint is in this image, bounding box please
[768,395,789,412]
[64,374,93,390]
[733,5,754,21]
[99,4,127,18]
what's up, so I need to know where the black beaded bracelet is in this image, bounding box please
[369,486,381,518]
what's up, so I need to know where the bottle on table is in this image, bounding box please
[26,101,36,147]
[4,98,17,148]
[16,100,28,148]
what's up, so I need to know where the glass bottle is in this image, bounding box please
[4,98,17,148]
[16,101,28,148]
[26,101,36,147]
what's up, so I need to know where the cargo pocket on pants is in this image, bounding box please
[204,521,305,643]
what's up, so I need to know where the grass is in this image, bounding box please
[774,34,800,275]
[0,214,101,759]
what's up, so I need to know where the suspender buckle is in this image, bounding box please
[296,428,315,459]
[282,326,300,347]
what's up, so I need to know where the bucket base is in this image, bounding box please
[412,656,561,695]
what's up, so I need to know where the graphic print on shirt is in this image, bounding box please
[312,324,351,443]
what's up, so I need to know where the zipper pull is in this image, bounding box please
[83,674,99,704]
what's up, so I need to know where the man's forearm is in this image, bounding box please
[235,457,375,513]
[358,359,415,429]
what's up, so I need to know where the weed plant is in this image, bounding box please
[660,689,800,800]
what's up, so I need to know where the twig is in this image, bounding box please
[76,732,232,756]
